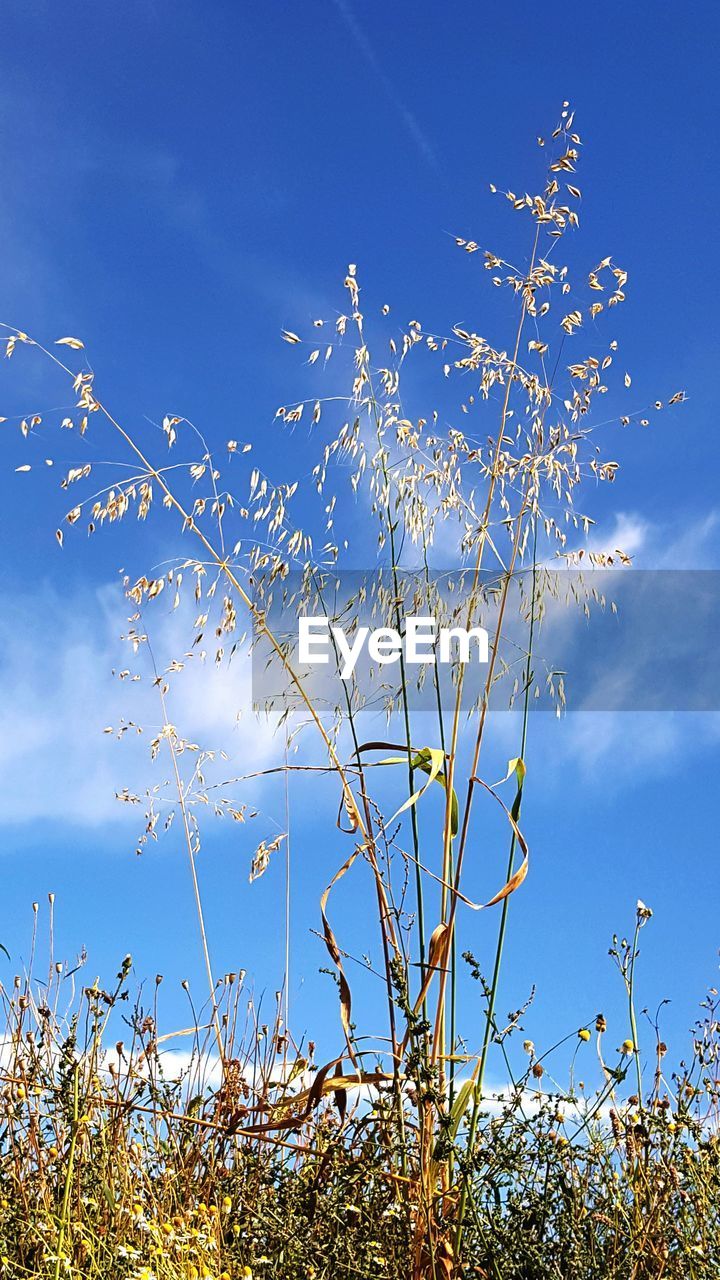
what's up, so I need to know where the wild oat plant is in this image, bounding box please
[1,106,717,1280]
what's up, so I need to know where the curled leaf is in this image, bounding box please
[319,843,363,1064]
[354,741,459,836]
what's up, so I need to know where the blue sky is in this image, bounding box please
[1,1,719,1086]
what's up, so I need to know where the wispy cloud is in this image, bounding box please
[331,0,438,169]
[536,509,720,774]
[569,508,720,570]
[4,504,717,831]
[0,579,280,829]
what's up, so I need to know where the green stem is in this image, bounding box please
[628,920,643,1105]
[54,1062,80,1280]
[455,514,538,1255]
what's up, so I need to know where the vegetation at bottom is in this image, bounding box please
[1,926,719,1279]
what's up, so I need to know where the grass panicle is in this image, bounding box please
[0,105,702,1278]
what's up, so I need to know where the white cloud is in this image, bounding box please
[568,507,720,570]
[517,506,720,776]
[582,511,651,564]
[4,503,717,831]
[0,579,281,828]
